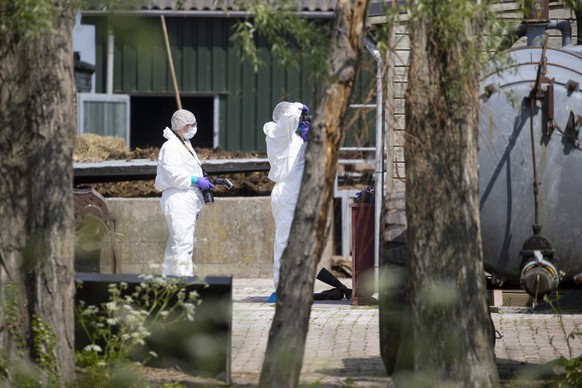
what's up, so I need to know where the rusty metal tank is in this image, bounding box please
[479,44,582,298]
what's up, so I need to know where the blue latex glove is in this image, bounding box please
[191,176,215,190]
[302,104,309,115]
[296,120,310,142]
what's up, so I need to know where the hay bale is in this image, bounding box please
[72,135,271,198]
[74,134,131,162]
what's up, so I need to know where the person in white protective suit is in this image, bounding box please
[155,109,215,276]
[263,101,311,303]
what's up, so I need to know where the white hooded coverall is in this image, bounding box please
[155,126,204,276]
[263,102,306,289]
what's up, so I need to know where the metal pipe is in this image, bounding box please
[214,95,220,148]
[524,0,549,21]
[364,36,383,297]
[339,147,375,152]
[500,19,573,51]
[106,27,114,94]
[547,20,572,46]
[349,104,376,109]
[527,23,547,47]
[524,0,549,47]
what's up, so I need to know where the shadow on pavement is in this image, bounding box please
[497,358,559,385]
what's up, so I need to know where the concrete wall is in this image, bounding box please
[97,197,332,278]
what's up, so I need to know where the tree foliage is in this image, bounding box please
[0,0,58,47]
[561,0,582,11]
[225,0,331,80]
[406,0,511,99]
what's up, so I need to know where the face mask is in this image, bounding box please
[183,124,197,140]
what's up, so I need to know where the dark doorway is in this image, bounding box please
[130,96,214,150]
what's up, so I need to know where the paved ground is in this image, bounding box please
[229,278,582,387]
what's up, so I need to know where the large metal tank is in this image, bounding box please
[479,45,582,297]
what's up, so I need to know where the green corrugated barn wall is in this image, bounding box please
[85,15,376,152]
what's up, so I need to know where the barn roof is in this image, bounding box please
[140,1,337,12]
[81,0,397,18]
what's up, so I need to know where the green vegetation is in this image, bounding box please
[0,0,57,44]
[543,293,582,387]
[1,276,200,387]
[0,284,61,387]
[406,0,515,101]
[226,0,331,81]
[75,275,199,370]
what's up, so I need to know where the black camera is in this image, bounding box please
[201,176,234,206]
[202,189,215,205]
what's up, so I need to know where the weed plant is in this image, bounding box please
[75,275,200,376]
[544,292,582,387]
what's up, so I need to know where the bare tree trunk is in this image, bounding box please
[402,5,499,387]
[0,3,77,384]
[258,1,369,386]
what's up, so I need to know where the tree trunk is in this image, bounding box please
[401,4,499,386]
[258,1,369,386]
[0,3,77,384]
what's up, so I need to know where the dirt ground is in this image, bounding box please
[73,134,274,197]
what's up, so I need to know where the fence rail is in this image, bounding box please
[74,158,271,184]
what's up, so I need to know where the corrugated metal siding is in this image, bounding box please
[82,0,400,17]
[83,0,337,12]
[88,15,329,152]
[90,16,228,94]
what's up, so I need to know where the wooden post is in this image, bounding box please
[160,15,182,110]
